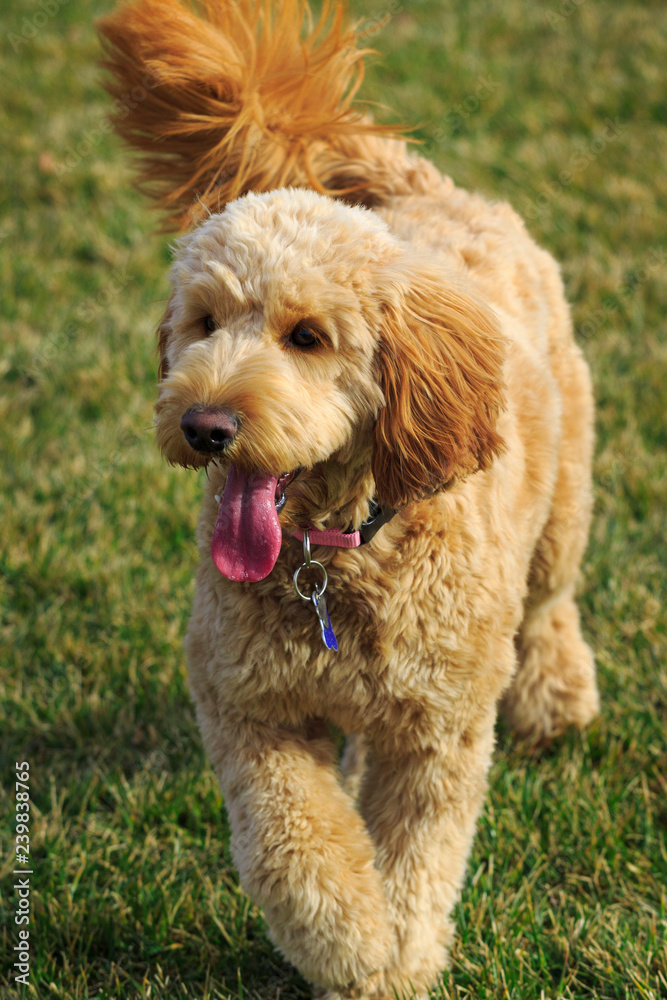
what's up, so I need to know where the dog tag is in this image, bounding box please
[312,591,338,651]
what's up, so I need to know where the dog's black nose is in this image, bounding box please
[181,407,239,453]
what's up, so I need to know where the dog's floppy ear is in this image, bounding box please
[157,294,175,381]
[372,262,506,509]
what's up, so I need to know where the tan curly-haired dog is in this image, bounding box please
[99,1,600,995]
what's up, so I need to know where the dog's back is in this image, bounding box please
[98,0,577,372]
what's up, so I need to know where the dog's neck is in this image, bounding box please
[283,442,380,536]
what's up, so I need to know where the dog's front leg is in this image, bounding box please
[207,714,395,992]
[359,715,497,997]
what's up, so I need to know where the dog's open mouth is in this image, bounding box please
[274,469,299,513]
[211,463,300,583]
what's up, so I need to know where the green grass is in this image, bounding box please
[1,0,666,997]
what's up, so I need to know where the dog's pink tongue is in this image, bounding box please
[211,463,282,582]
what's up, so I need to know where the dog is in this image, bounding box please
[98,1,600,995]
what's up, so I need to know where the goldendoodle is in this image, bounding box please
[98,1,600,995]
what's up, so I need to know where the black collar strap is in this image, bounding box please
[349,500,398,545]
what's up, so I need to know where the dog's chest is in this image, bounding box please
[188,518,520,736]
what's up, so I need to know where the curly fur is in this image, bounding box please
[99,2,600,996]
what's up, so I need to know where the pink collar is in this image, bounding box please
[292,526,362,548]
[292,502,397,550]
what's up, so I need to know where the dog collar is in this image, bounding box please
[293,500,397,549]
[291,502,397,653]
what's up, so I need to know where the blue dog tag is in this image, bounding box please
[312,591,338,651]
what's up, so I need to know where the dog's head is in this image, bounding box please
[155,189,505,580]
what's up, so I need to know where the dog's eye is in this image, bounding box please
[289,326,318,348]
[203,315,217,335]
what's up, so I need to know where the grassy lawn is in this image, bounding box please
[1,0,665,997]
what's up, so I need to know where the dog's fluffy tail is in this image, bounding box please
[98,0,422,229]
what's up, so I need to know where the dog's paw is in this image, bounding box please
[503,597,600,745]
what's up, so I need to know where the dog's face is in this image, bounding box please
[155,188,506,580]
[156,189,390,492]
